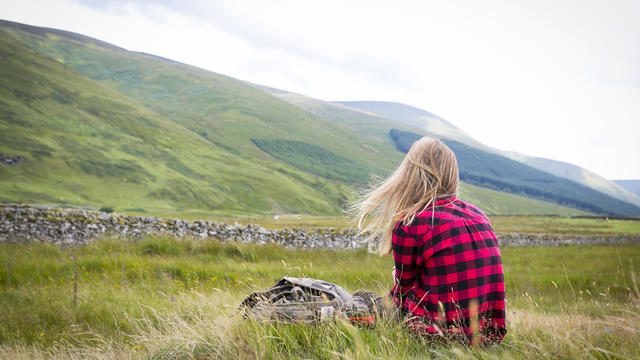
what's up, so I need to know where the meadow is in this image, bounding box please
[1,234,639,359]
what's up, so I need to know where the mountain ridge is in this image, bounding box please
[262,88,640,208]
[388,129,640,217]
[613,180,640,197]
[335,100,640,208]
[256,86,640,216]
[0,19,616,217]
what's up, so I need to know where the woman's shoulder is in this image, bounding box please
[415,197,489,224]
[449,198,490,220]
[394,197,491,237]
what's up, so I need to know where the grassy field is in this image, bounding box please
[163,214,640,237]
[490,216,640,235]
[1,236,639,359]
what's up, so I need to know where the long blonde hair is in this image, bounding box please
[352,137,459,255]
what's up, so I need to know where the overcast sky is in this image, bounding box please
[3,0,640,179]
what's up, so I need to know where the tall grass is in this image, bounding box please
[1,288,638,359]
[1,236,639,359]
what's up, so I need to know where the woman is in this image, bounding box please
[353,137,506,345]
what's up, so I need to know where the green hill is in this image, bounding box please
[340,101,640,208]
[0,22,400,172]
[0,25,363,215]
[0,19,593,217]
[337,101,486,149]
[254,85,423,147]
[390,129,640,216]
[256,86,587,216]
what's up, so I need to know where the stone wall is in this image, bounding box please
[1,203,638,249]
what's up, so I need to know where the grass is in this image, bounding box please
[459,183,588,217]
[159,214,639,236]
[0,236,639,359]
[490,216,640,235]
[258,87,422,148]
[252,138,385,185]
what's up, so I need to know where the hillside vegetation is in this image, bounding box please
[0,26,355,215]
[257,85,423,147]
[251,139,384,185]
[257,86,587,216]
[390,129,640,216]
[0,19,615,217]
[340,101,640,208]
[338,100,488,151]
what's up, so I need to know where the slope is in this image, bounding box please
[0,19,597,217]
[337,101,487,149]
[254,85,421,147]
[0,27,357,216]
[613,180,640,197]
[0,20,401,180]
[340,101,640,208]
[257,86,588,216]
[390,129,640,216]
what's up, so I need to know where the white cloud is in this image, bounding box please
[2,0,639,178]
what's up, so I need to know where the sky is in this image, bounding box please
[3,0,640,179]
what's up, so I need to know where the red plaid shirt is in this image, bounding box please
[389,196,506,344]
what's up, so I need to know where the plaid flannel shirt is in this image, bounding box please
[389,196,506,344]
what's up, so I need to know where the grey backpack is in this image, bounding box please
[239,277,383,325]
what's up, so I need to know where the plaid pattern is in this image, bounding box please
[389,196,506,344]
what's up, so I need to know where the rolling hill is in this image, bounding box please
[0,19,610,217]
[339,101,640,208]
[0,28,367,216]
[614,180,640,197]
[389,129,640,216]
[253,85,423,148]
[0,21,386,215]
[336,101,485,149]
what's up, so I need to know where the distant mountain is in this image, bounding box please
[253,85,423,147]
[0,19,602,217]
[389,129,640,217]
[613,180,640,197]
[340,101,640,208]
[336,101,487,149]
[256,86,598,215]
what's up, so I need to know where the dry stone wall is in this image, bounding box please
[1,204,638,249]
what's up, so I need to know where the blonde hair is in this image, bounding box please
[352,137,459,255]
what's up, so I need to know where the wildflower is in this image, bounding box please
[605,328,611,333]
[40,332,44,337]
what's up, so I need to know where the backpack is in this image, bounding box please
[239,277,384,325]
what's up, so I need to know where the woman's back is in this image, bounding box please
[352,137,506,345]
[390,196,506,344]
